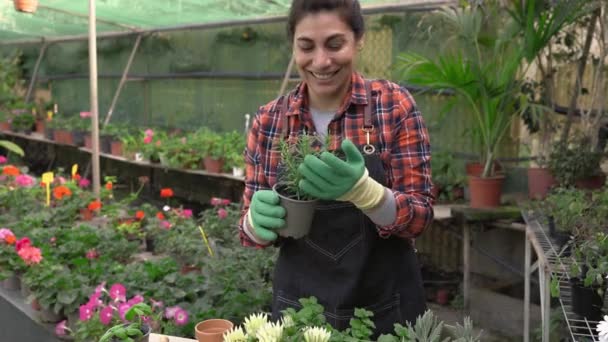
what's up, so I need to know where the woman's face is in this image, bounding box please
[293,11,361,106]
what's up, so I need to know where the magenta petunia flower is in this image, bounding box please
[127,294,144,306]
[221,199,231,205]
[15,237,31,252]
[109,283,126,302]
[95,281,106,294]
[118,303,131,321]
[0,155,7,164]
[0,228,14,240]
[160,220,171,230]
[174,308,189,326]
[210,197,221,206]
[79,303,94,321]
[55,320,68,336]
[182,209,193,218]
[143,135,153,144]
[99,306,114,325]
[15,174,35,187]
[144,129,154,137]
[217,208,228,219]
[165,306,179,319]
[87,291,102,309]
[85,249,99,260]
[78,178,91,188]
[150,298,164,309]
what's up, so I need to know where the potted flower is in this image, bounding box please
[102,123,130,156]
[396,1,586,207]
[99,303,153,342]
[141,128,167,164]
[195,128,226,173]
[548,139,605,190]
[272,133,321,239]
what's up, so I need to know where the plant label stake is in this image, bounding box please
[71,164,78,178]
[42,172,54,206]
[198,225,214,257]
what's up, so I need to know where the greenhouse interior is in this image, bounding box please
[1,0,607,341]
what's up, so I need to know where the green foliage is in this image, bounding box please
[10,112,35,132]
[570,231,608,291]
[99,303,153,342]
[0,140,24,156]
[548,140,603,187]
[276,133,323,200]
[543,187,589,234]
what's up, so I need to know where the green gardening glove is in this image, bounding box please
[248,190,286,241]
[298,139,365,200]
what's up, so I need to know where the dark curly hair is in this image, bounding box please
[287,0,365,42]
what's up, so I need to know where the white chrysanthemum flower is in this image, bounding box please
[223,326,247,342]
[281,314,294,328]
[303,326,332,342]
[256,321,284,342]
[597,315,608,342]
[244,312,269,336]
[163,205,171,212]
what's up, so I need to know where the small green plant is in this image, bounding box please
[99,303,153,342]
[276,133,323,200]
[548,140,603,187]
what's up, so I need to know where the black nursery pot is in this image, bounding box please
[570,278,606,322]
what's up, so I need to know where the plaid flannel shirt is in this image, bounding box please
[239,72,434,247]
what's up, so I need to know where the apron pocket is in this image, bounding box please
[329,294,402,334]
[304,202,364,261]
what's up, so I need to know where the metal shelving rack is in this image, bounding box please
[522,209,602,342]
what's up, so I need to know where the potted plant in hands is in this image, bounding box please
[100,303,153,342]
[396,1,588,208]
[272,133,321,239]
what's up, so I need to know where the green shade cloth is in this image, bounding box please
[0,0,435,43]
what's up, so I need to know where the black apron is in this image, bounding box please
[272,81,426,338]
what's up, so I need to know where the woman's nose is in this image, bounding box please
[312,49,331,68]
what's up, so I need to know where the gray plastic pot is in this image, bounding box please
[273,183,318,239]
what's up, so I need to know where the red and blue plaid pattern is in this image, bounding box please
[240,72,433,247]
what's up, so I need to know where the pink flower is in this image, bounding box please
[143,135,153,144]
[57,176,66,185]
[0,228,14,240]
[99,306,114,325]
[210,197,222,206]
[109,283,126,302]
[0,156,6,164]
[217,208,228,219]
[160,220,171,230]
[95,281,107,294]
[15,237,31,252]
[50,237,56,245]
[150,298,163,309]
[181,209,193,218]
[87,292,103,309]
[221,199,231,205]
[118,303,131,321]
[15,174,35,187]
[18,246,42,265]
[79,303,94,321]
[55,320,69,336]
[144,129,154,137]
[79,111,91,118]
[78,178,91,188]
[165,306,179,319]
[127,294,144,306]
[85,249,99,260]
[174,308,189,326]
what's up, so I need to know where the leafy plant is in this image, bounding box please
[547,140,603,187]
[569,231,608,292]
[10,112,35,132]
[99,303,153,342]
[276,133,323,200]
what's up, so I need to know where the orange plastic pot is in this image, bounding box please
[195,319,233,342]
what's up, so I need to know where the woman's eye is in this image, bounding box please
[327,41,344,51]
[298,45,313,52]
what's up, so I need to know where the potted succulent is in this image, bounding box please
[396,1,588,208]
[272,133,321,239]
[100,303,153,342]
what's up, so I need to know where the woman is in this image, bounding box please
[239,0,434,336]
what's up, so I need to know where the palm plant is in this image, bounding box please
[396,0,590,178]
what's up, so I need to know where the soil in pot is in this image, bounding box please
[272,183,318,239]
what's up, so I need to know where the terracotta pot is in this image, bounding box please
[468,175,505,208]
[436,288,450,305]
[195,319,233,342]
[53,129,74,145]
[465,162,502,177]
[84,134,92,149]
[13,0,38,13]
[527,167,557,200]
[80,208,94,221]
[30,298,41,311]
[110,140,123,156]
[273,183,318,239]
[34,120,45,134]
[203,157,224,173]
[575,174,606,190]
[0,122,10,131]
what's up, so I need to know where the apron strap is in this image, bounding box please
[279,96,289,139]
[362,80,376,155]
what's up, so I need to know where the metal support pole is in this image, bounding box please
[25,43,48,103]
[542,269,551,342]
[524,236,531,342]
[463,222,471,313]
[89,0,101,198]
[103,34,142,127]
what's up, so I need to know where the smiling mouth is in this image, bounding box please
[309,69,340,80]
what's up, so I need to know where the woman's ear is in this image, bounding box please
[356,35,365,51]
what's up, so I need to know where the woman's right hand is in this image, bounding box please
[248,190,286,241]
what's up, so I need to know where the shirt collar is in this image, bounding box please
[285,72,368,117]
